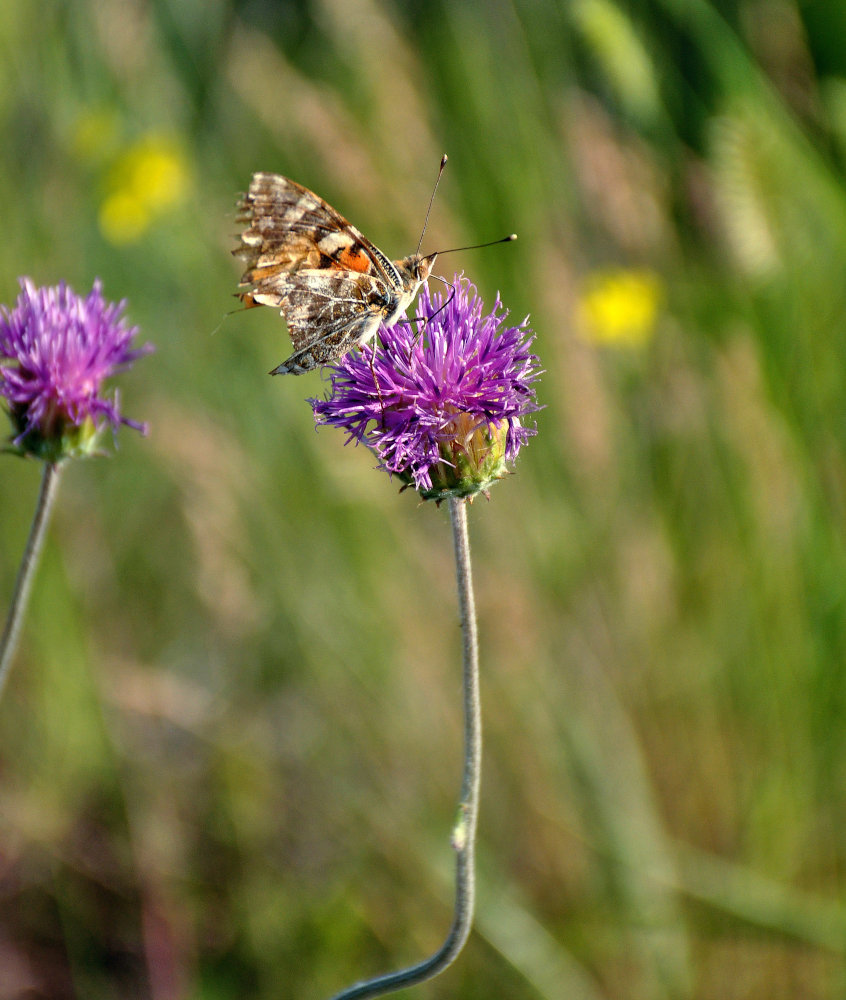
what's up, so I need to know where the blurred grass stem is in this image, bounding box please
[0,461,62,702]
[328,497,481,999]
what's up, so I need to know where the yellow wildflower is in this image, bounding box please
[99,192,151,246]
[98,134,190,245]
[577,269,663,347]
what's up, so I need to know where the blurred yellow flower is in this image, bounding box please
[98,134,191,245]
[577,269,663,347]
[99,192,151,246]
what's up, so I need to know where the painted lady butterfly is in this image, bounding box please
[233,171,442,375]
[233,158,514,375]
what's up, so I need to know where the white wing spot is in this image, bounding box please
[282,204,306,224]
[317,232,350,255]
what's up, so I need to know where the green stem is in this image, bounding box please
[0,461,63,702]
[327,496,482,1000]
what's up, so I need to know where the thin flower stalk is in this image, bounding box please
[0,462,62,699]
[328,496,481,1000]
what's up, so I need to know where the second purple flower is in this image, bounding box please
[0,277,152,461]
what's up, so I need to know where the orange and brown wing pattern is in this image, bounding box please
[231,172,410,374]
[233,172,400,294]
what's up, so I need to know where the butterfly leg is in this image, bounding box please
[393,315,426,366]
[365,344,387,428]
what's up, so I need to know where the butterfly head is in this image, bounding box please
[396,252,438,294]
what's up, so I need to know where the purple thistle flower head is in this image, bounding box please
[0,277,153,461]
[311,276,542,501]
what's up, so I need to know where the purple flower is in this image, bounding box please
[0,278,152,460]
[311,276,541,500]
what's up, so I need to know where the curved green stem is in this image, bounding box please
[328,496,482,1000]
[0,462,63,702]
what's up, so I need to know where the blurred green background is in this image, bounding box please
[3,0,846,997]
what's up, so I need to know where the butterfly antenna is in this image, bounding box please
[430,233,517,257]
[416,153,449,255]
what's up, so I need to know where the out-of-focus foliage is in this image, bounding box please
[3,1,846,997]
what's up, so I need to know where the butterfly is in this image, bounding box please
[233,172,442,375]
[232,158,515,375]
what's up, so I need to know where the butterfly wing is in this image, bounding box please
[233,172,417,373]
[234,172,402,291]
[253,269,391,374]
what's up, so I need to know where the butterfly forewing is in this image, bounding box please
[233,172,433,374]
[236,174,400,284]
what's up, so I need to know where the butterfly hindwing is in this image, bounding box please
[252,269,389,353]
